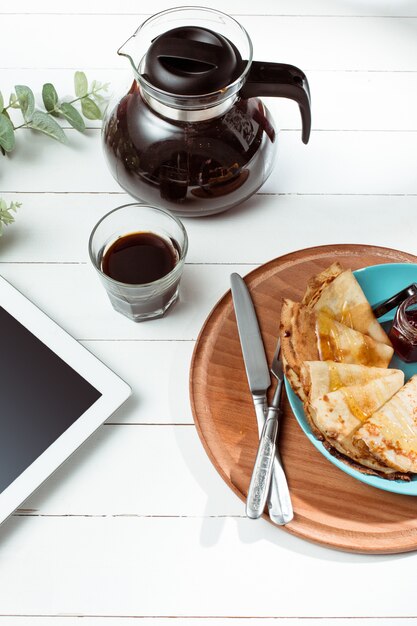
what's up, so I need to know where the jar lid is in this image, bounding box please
[372,283,417,318]
[142,26,243,95]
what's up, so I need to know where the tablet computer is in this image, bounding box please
[0,274,131,525]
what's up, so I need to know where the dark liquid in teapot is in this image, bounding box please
[102,81,276,217]
[102,232,179,285]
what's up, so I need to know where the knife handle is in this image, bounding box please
[246,413,279,519]
[254,397,268,432]
[253,399,293,524]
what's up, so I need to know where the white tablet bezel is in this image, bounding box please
[0,275,131,525]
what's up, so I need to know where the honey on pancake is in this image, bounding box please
[341,389,370,423]
[317,302,362,329]
[316,311,386,366]
[355,338,385,367]
[372,396,417,452]
[328,363,343,392]
[316,312,344,361]
[341,386,385,424]
[340,301,354,328]
[318,301,376,334]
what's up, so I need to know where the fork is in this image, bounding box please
[246,338,294,523]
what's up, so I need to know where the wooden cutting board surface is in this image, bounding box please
[190,244,417,554]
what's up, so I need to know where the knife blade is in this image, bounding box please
[230,273,270,425]
[230,273,291,525]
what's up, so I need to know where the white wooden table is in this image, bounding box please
[1,0,417,623]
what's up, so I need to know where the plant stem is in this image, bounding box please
[13,122,29,131]
[52,88,105,112]
[9,86,106,131]
[67,92,93,105]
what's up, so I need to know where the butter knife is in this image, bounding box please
[230,273,292,525]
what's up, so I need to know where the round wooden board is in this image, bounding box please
[190,244,417,554]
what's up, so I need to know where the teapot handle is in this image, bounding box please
[240,62,311,144]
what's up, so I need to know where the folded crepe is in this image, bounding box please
[280,299,394,400]
[302,262,391,346]
[354,375,417,473]
[301,361,401,403]
[279,262,416,478]
[308,371,405,475]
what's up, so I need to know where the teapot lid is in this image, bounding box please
[142,26,243,95]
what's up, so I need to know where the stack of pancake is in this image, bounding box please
[280,262,417,479]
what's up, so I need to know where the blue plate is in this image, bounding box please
[284,262,417,495]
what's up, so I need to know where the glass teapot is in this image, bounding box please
[102,7,311,217]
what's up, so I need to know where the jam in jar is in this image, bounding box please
[389,294,417,362]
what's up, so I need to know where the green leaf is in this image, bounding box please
[81,96,102,120]
[91,92,108,105]
[74,71,88,98]
[0,92,3,112]
[42,83,59,112]
[9,93,20,109]
[91,80,110,100]
[59,102,85,132]
[0,198,20,236]
[0,113,15,152]
[91,79,107,93]
[15,85,35,120]
[28,110,68,144]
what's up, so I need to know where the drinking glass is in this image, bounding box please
[88,203,188,321]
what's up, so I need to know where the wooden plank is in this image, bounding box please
[2,15,417,71]
[261,131,417,195]
[0,516,416,616]
[18,425,242,516]
[304,71,417,131]
[1,193,417,264]
[3,0,417,16]
[2,129,417,194]
[82,340,195,424]
[3,69,417,131]
[0,264,257,340]
[0,615,417,626]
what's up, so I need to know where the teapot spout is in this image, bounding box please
[117,35,139,75]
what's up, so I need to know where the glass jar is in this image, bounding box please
[389,294,417,362]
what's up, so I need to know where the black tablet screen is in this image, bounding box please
[0,306,101,494]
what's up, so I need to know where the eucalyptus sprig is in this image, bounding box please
[0,71,110,236]
[0,199,21,235]
[0,71,109,154]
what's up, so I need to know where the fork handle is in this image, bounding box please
[265,385,293,525]
[246,413,279,519]
[252,394,293,524]
[268,444,294,525]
